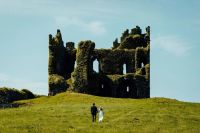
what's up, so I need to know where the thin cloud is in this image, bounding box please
[0,73,48,95]
[55,17,106,35]
[0,73,9,81]
[153,35,192,57]
[0,0,121,17]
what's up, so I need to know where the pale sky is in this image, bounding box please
[0,0,200,102]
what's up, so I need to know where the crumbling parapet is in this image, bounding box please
[131,25,142,35]
[120,29,129,42]
[112,38,119,49]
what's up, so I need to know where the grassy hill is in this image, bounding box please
[0,92,200,133]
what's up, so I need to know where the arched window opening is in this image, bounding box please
[141,62,144,68]
[123,64,127,74]
[127,86,129,92]
[101,84,104,88]
[93,59,99,73]
[74,61,77,68]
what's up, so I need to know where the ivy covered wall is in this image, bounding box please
[48,26,150,98]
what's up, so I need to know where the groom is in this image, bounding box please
[91,103,98,122]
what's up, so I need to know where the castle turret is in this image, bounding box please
[48,29,68,95]
[112,38,119,49]
[131,26,142,35]
[120,29,129,42]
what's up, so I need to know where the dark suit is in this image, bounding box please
[91,105,98,122]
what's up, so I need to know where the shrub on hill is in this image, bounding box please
[21,89,35,99]
[0,87,35,104]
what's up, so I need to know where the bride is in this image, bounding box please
[98,107,104,122]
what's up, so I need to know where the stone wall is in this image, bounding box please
[48,26,150,98]
[71,41,95,93]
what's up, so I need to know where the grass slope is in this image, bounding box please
[0,92,200,133]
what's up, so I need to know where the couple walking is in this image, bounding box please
[91,103,104,122]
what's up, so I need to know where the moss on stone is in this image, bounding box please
[48,26,150,98]
[107,74,124,83]
[49,74,68,95]
[71,41,95,93]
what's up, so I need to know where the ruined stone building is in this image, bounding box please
[48,26,150,98]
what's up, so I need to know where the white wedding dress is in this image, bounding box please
[99,110,104,122]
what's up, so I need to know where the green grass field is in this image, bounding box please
[0,92,200,133]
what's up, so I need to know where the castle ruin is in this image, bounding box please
[48,26,150,98]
